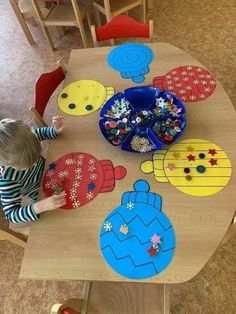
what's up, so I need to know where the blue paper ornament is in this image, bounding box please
[107,43,154,83]
[100,180,176,279]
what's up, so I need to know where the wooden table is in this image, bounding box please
[20,43,236,313]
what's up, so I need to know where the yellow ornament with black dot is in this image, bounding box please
[141,139,232,196]
[58,80,115,116]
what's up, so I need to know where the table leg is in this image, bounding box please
[87,282,169,314]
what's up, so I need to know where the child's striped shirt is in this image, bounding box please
[0,127,58,223]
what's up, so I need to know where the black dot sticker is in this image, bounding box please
[68,103,76,109]
[184,168,190,174]
[199,153,205,159]
[61,93,68,98]
[86,104,93,111]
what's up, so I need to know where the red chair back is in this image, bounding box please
[60,307,80,314]
[34,66,65,117]
[95,15,150,41]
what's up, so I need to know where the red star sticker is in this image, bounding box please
[148,247,157,257]
[208,149,217,156]
[209,158,217,166]
[187,154,195,161]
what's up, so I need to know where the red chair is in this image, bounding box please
[29,60,66,126]
[90,15,153,47]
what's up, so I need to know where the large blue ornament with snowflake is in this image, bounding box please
[99,180,176,279]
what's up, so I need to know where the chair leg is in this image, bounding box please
[50,283,91,314]
[0,230,27,248]
[80,282,92,314]
[9,0,35,45]
[93,7,101,26]
[28,107,48,127]
[104,0,112,22]
[86,12,92,30]
[71,0,88,48]
[30,0,55,51]
[142,0,146,23]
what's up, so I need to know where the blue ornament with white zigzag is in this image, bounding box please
[100,180,175,279]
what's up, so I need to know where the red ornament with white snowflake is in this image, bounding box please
[42,152,127,209]
[153,65,216,102]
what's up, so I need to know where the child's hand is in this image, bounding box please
[33,193,66,214]
[52,116,64,134]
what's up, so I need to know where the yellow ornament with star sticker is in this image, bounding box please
[141,139,232,196]
[58,80,115,116]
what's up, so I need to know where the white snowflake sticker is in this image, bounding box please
[104,221,112,232]
[86,192,94,200]
[65,159,75,165]
[58,170,69,178]
[89,159,96,165]
[90,173,97,180]
[127,202,135,210]
[189,95,196,100]
[72,200,80,208]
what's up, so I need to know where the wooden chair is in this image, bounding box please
[0,229,27,248]
[30,0,92,50]
[93,0,146,25]
[0,204,32,248]
[90,15,153,47]
[9,0,36,45]
[50,283,91,314]
[29,60,66,127]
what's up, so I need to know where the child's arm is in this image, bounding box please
[0,180,66,223]
[33,116,64,141]
[0,180,39,223]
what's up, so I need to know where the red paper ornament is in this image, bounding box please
[153,65,216,102]
[43,152,127,209]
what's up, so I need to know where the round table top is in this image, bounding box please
[20,42,236,284]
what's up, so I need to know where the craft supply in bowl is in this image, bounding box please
[99,86,187,153]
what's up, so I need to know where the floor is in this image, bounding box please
[0,0,236,313]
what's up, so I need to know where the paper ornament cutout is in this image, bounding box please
[141,139,232,196]
[107,43,154,83]
[153,65,216,102]
[43,152,127,209]
[100,180,175,279]
[58,80,115,116]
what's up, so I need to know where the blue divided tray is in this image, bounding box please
[99,86,187,153]
[107,43,154,83]
[99,180,176,279]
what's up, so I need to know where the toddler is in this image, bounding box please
[0,117,66,223]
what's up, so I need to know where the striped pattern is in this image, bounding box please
[0,127,57,223]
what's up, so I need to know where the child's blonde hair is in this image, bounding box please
[0,119,41,169]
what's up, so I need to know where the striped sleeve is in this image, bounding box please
[0,180,39,223]
[33,126,58,141]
